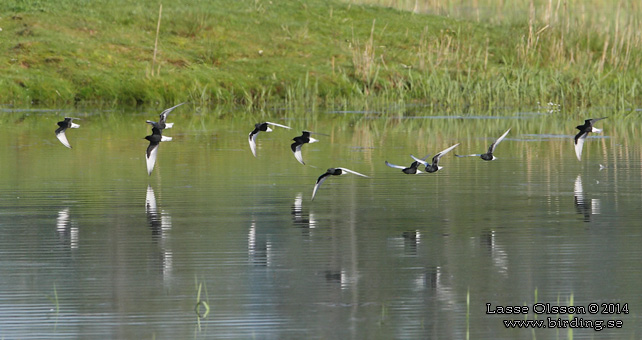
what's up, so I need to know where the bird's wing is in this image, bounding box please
[410,154,430,166]
[337,167,370,178]
[433,143,460,162]
[266,121,292,129]
[311,174,331,200]
[55,130,72,149]
[574,132,586,161]
[146,143,159,175]
[589,117,607,124]
[292,144,305,165]
[248,131,258,157]
[455,154,482,158]
[385,161,406,169]
[488,128,511,153]
[159,102,186,123]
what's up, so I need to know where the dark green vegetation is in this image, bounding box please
[0,0,640,111]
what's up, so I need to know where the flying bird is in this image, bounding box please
[291,131,319,165]
[574,117,606,161]
[55,117,80,149]
[146,102,186,131]
[311,167,369,200]
[455,128,511,161]
[384,160,423,174]
[248,122,292,157]
[411,143,460,173]
[144,126,172,175]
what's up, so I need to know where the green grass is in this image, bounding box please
[0,0,641,112]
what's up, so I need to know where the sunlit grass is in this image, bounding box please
[0,0,640,110]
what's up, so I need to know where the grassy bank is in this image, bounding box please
[0,0,640,111]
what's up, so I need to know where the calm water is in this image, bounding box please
[1,107,641,339]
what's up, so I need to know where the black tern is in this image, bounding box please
[384,160,423,174]
[145,126,172,175]
[291,131,319,165]
[411,143,460,173]
[248,122,292,157]
[456,128,510,161]
[574,117,606,161]
[55,117,80,149]
[311,167,369,200]
[146,102,186,131]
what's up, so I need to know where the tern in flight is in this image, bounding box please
[291,131,319,165]
[574,118,606,161]
[411,143,460,173]
[248,122,292,157]
[311,167,369,200]
[146,102,186,131]
[55,117,80,149]
[384,159,424,174]
[455,128,511,161]
[144,126,172,175]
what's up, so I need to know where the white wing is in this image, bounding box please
[164,122,174,129]
[410,154,429,166]
[249,132,258,157]
[337,167,370,178]
[385,161,406,169]
[574,134,586,161]
[490,128,511,153]
[311,176,329,200]
[146,145,159,175]
[293,145,305,165]
[160,102,186,119]
[56,131,72,149]
[455,154,481,158]
[266,121,292,129]
[435,143,460,160]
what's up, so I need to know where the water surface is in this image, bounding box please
[1,107,641,339]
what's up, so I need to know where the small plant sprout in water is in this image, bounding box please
[194,278,210,331]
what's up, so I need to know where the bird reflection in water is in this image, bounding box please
[248,220,272,266]
[291,193,317,231]
[481,229,508,276]
[574,175,601,222]
[386,230,421,256]
[145,185,173,280]
[56,207,78,249]
[402,230,421,256]
[414,266,458,310]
